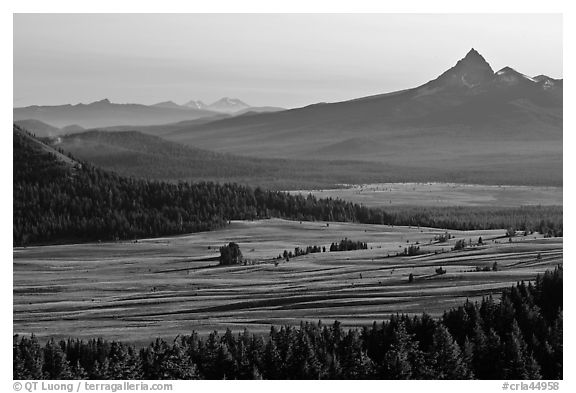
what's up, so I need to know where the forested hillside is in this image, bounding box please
[13,125,364,246]
[53,129,561,188]
[52,130,436,190]
[13,125,562,246]
[13,267,562,380]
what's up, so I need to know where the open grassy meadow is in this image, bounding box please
[13,219,562,345]
[290,182,563,207]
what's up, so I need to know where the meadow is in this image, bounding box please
[290,182,563,208]
[13,219,562,345]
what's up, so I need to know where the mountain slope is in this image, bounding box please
[160,49,562,185]
[14,119,61,137]
[152,101,188,110]
[51,130,456,189]
[51,128,560,187]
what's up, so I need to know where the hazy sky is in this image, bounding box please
[13,13,562,108]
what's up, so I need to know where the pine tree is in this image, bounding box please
[13,335,43,379]
[382,322,418,379]
[42,339,73,379]
[339,330,374,379]
[502,320,541,379]
[429,325,471,379]
[481,328,504,379]
[71,360,89,379]
[262,338,282,379]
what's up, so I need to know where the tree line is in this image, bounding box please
[14,267,562,380]
[276,239,369,261]
[13,127,373,246]
[330,239,368,252]
[14,125,563,247]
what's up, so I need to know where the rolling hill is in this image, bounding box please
[50,129,461,189]
[14,119,86,137]
[159,49,562,185]
[14,124,385,246]
[13,119,62,137]
[49,128,559,188]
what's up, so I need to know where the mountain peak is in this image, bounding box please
[184,100,207,109]
[427,48,494,90]
[464,48,482,60]
[214,97,247,105]
[457,48,492,69]
[208,97,250,113]
[495,66,536,84]
[93,98,111,105]
[496,66,516,74]
[152,100,184,109]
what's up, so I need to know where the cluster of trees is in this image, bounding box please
[453,239,467,251]
[434,232,453,243]
[385,206,562,238]
[475,262,498,272]
[435,267,447,275]
[278,240,370,261]
[403,244,421,256]
[329,239,368,252]
[13,126,563,247]
[14,267,562,380]
[219,243,243,266]
[279,246,324,261]
[454,237,488,251]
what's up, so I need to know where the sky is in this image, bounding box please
[13,13,563,109]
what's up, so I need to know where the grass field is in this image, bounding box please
[13,219,562,345]
[290,182,563,207]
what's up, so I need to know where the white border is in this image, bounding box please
[3,1,572,391]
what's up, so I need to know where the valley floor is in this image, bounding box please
[13,219,562,345]
[289,182,563,207]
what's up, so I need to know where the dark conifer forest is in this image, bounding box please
[13,125,562,246]
[13,267,562,380]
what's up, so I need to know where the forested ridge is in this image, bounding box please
[13,267,562,380]
[13,125,562,246]
[13,125,365,245]
[49,129,562,189]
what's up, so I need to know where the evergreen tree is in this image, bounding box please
[382,322,420,379]
[42,340,73,379]
[429,325,471,379]
[13,335,44,380]
[502,320,541,379]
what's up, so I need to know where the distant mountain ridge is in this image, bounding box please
[155,48,561,186]
[184,97,284,114]
[206,97,250,113]
[145,49,563,184]
[49,129,450,189]
[13,48,562,186]
[14,97,285,129]
[13,98,217,129]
